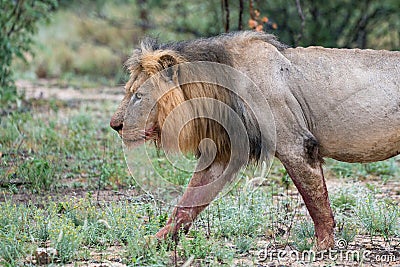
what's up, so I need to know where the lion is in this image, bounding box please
[110,31,400,250]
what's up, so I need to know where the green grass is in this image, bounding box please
[291,220,315,251]
[355,194,399,241]
[1,98,399,265]
[327,158,398,183]
[0,101,133,194]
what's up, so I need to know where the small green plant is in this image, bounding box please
[363,159,397,183]
[124,234,170,266]
[292,220,315,251]
[18,158,57,192]
[363,159,396,176]
[179,230,211,259]
[99,160,129,189]
[329,161,359,178]
[335,215,357,245]
[0,232,26,266]
[355,194,399,241]
[49,219,82,263]
[331,187,357,211]
[212,243,235,264]
[235,235,254,254]
[0,202,31,266]
[212,190,271,239]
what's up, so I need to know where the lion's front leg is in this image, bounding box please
[155,162,226,240]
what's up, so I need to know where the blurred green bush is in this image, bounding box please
[0,0,57,108]
[8,0,400,89]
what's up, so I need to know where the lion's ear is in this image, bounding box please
[158,54,178,81]
[141,50,183,75]
[158,54,178,69]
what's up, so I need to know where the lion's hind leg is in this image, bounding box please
[277,136,335,250]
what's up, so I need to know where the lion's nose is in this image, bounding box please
[110,119,123,133]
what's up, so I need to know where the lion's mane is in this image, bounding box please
[124,32,286,163]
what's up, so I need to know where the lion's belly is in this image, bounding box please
[312,93,400,163]
[318,130,400,163]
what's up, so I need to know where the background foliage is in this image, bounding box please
[0,0,57,108]
[5,0,399,92]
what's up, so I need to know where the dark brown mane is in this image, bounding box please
[125,31,288,72]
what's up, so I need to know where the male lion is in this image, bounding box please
[110,31,400,250]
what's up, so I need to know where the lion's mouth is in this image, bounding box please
[121,125,159,148]
[144,126,159,141]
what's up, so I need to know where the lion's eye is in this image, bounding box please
[135,92,142,100]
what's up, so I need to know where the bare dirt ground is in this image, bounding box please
[17,79,124,102]
[7,80,400,266]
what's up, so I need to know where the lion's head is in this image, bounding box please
[110,35,267,164]
[110,47,186,149]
